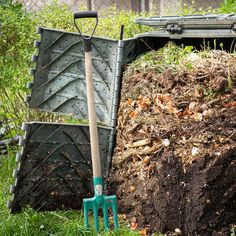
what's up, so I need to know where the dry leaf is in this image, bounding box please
[178,108,193,117]
[139,228,148,235]
[130,186,136,192]
[137,96,151,110]
[153,93,178,114]
[143,156,151,164]
[223,101,236,107]
[129,110,138,118]
[130,222,138,230]
[127,98,133,106]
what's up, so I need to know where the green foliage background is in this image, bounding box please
[219,0,236,13]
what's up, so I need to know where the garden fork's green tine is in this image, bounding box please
[102,204,109,230]
[105,195,118,230]
[83,181,118,232]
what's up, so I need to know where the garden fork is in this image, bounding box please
[74,11,118,233]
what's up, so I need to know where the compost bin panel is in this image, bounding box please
[28,28,118,126]
[8,122,111,213]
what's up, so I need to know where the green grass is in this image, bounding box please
[0,151,140,236]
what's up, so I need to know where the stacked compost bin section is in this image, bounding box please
[8,14,236,236]
[7,27,130,212]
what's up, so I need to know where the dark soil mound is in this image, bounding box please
[109,44,236,235]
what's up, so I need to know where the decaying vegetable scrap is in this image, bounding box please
[109,43,236,236]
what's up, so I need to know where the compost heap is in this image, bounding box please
[109,43,236,236]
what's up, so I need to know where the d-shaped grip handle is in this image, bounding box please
[74,11,98,40]
[74,11,98,19]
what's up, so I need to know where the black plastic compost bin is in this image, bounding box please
[8,14,236,212]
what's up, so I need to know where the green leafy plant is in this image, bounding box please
[0,3,35,89]
[125,42,195,76]
[219,0,236,13]
[35,2,150,39]
[174,0,217,16]
[0,3,37,137]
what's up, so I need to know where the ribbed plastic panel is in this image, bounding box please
[8,122,111,212]
[135,14,236,38]
[135,14,236,27]
[27,27,118,126]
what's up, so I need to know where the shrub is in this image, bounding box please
[0,3,36,137]
[218,0,236,13]
[34,2,150,39]
[0,3,35,89]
